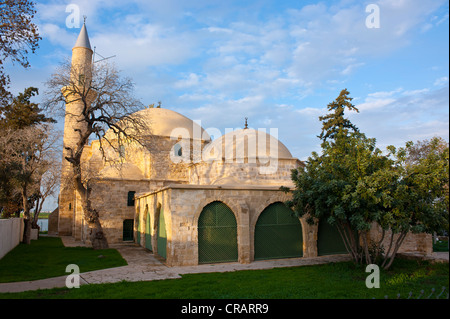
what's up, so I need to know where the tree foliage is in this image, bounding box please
[284,89,449,269]
[0,87,58,244]
[0,0,41,104]
[0,87,55,129]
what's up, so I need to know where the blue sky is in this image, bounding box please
[6,0,449,209]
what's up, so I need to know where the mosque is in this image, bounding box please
[50,24,432,266]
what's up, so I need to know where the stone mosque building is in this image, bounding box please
[50,24,432,267]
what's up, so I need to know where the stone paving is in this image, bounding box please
[0,236,447,294]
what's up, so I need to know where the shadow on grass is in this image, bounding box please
[0,237,127,283]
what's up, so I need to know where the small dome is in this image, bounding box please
[202,128,293,161]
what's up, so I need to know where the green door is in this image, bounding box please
[145,211,152,251]
[198,201,238,264]
[254,202,303,260]
[123,219,134,241]
[317,218,347,256]
[157,209,167,259]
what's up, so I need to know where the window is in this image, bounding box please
[78,74,85,86]
[174,143,182,157]
[127,191,136,206]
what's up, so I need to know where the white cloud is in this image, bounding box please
[39,23,75,47]
[352,84,449,148]
[174,73,201,89]
[434,76,449,87]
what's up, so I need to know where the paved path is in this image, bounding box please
[0,237,447,293]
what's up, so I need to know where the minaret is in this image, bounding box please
[58,22,93,236]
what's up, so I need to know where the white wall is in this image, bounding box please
[0,218,24,259]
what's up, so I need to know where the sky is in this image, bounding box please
[5,0,449,210]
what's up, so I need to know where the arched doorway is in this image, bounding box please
[317,218,347,256]
[254,202,303,260]
[145,205,152,251]
[156,206,166,259]
[198,201,238,264]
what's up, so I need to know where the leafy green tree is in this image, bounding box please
[0,87,55,219]
[0,87,55,129]
[0,87,57,243]
[318,88,359,141]
[284,89,449,269]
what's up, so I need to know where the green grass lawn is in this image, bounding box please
[0,237,127,283]
[0,236,448,299]
[0,249,448,299]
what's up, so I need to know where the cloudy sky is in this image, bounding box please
[7,0,449,164]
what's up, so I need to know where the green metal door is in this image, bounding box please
[317,218,347,256]
[254,202,303,260]
[145,211,152,251]
[157,209,167,259]
[198,201,238,264]
[123,219,134,241]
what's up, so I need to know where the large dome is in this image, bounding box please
[202,128,293,161]
[105,107,210,140]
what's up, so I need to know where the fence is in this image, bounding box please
[376,286,449,299]
[0,218,24,259]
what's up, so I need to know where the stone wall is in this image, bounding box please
[368,222,433,255]
[189,158,300,186]
[0,218,24,259]
[136,185,317,266]
[136,185,434,267]
[74,179,155,244]
[47,207,59,235]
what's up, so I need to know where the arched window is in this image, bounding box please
[174,143,182,157]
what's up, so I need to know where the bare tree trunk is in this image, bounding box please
[374,229,385,263]
[74,173,108,249]
[21,184,31,244]
[337,221,358,263]
[381,231,395,269]
[383,231,407,270]
[361,231,372,265]
[87,211,109,249]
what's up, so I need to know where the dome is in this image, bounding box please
[133,107,210,140]
[104,107,210,141]
[202,128,293,161]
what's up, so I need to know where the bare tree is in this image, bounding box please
[31,138,61,232]
[44,60,148,249]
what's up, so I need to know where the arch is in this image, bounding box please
[154,202,166,259]
[144,204,152,251]
[254,202,303,260]
[173,143,183,157]
[250,194,291,229]
[198,201,238,264]
[192,198,241,226]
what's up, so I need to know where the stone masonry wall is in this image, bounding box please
[136,186,317,266]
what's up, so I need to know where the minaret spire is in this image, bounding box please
[74,18,92,50]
